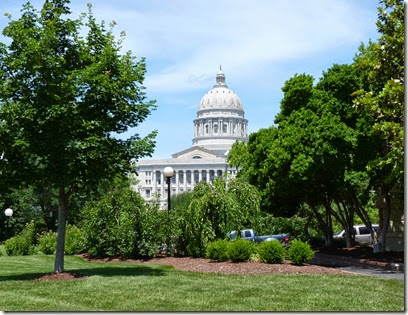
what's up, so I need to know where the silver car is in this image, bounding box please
[333,224,379,244]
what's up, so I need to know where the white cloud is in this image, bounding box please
[79,0,376,94]
[2,0,377,94]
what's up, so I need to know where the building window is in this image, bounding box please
[192,155,202,159]
[145,179,151,185]
[155,171,161,185]
[214,124,218,133]
[205,124,209,134]
[145,189,151,198]
[223,123,227,133]
[145,171,152,177]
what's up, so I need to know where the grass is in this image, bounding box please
[0,255,404,311]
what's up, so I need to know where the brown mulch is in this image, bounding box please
[80,254,356,276]
[34,272,89,281]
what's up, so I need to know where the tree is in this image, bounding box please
[177,177,261,257]
[230,63,379,248]
[274,74,314,124]
[353,0,404,252]
[0,1,157,272]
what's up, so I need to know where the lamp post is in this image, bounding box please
[163,166,174,255]
[4,208,13,217]
[4,208,13,241]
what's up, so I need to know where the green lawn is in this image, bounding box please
[0,255,404,311]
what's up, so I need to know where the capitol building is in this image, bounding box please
[135,67,248,207]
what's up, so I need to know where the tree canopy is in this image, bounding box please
[0,0,157,271]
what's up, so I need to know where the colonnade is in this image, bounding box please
[194,118,247,138]
[148,168,225,197]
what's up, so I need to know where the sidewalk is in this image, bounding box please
[310,252,405,272]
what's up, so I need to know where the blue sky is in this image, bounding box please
[0,0,380,159]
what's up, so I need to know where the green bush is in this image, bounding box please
[227,239,255,262]
[36,230,57,254]
[4,222,36,256]
[35,225,86,255]
[65,225,86,255]
[206,239,230,261]
[258,240,286,264]
[81,178,162,258]
[287,240,315,265]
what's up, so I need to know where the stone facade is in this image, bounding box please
[135,67,246,208]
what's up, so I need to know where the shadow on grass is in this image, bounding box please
[0,265,168,282]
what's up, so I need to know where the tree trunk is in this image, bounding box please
[54,187,69,273]
[308,203,333,247]
[348,192,377,251]
[375,188,391,253]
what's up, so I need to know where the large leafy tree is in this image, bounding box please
[354,0,404,251]
[230,65,377,248]
[0,0,157,272]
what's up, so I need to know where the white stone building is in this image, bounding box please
[135,67,248,207]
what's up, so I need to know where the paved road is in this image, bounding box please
[310,253,404,280]
[332,264,404,281]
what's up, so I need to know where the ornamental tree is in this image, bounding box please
[0,0,157,272]
[353,0,404,251]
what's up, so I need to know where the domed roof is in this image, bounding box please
[198,67,243,111]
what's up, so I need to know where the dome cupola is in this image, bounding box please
[193,66,248,151]
[198,66,243,112]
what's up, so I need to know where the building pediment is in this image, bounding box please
[172,146,225,160]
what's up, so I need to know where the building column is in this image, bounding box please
[191,170,195,189]
[160,171,164,198]
[176,170,179,194]
[199,170,202,182]
[152,171,157,194]
[182,170,186,192]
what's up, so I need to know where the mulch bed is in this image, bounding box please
[34,272,89,281]
[80,254,356,276]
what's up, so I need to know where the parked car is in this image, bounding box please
[333,224,379,244]
[227,229,290,248]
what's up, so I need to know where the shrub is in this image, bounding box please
[206,239,230,261]
[65,225,86,255]
[288,240,315,265]
[35,225,86,255]
[82,178,162,258]
[36,230,57,254]
[258,240,286,264]
[4,222,36,256]
[228,239,255,262]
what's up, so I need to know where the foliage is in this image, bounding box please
[81,177,162,258]
[352,0,404,251]
[175,177,261,257]
[36,231,57,255]
[227,239,255,262]
[229,60,380,248]
[257,213,321,242]
[258,240,286,264]
[0,0,157,272]
[206,239,230,261]
[64,225,87,255]
[287,240,315,265]
[275,73,314,123]
[4,222,36,256]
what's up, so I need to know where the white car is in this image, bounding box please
[333,224,379,244]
